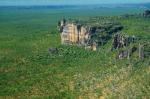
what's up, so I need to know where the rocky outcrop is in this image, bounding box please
[118,49,130,59]
[139,42,150,59]
[112,33,136,50]
[113,33,149,60]
[60,23,90,45]
[58,19,123,51]
[49,47,58,54]
[58,19,98,50]
[143,10,150,18]
[58,19,66,32]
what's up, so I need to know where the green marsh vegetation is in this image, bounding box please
[0,6,150,98]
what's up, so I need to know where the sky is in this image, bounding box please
[0,0,150,6]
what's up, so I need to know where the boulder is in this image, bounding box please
[117,49,131,59]
[48,48,58,54]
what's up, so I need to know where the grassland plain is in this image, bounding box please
[0,6,150,99]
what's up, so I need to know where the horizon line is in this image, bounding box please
[0,2,150,7]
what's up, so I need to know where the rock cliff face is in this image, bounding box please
[60,23,90,45]
[58,19,96,50]
[58,19,123,51]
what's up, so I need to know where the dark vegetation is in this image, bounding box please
[0,6,150,99]
[81,17,124,46]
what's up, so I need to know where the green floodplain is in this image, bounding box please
[0,5,150,98]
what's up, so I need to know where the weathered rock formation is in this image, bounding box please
[113,33,150,60]
[60,23,90,45]
[112,33,136,50]
[143,10,150,18]
[49,47,58,54]
[139,42,150,59]
[118,49,131,59]
[57,18,149,60]
[58,18,123,51]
